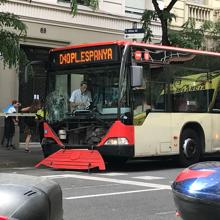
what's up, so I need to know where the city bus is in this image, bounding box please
[36,41,220,171]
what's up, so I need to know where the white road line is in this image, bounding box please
[99,172,127,176]
[133,176,165,180]
[44,174,171,189]
[156,211,176,215]
[12,167,33,170]
[63,183,119,190]
[65,188,163,200]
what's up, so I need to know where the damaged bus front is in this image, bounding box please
[36,42,136,170]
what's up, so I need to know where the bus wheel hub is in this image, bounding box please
[183,138,196,158]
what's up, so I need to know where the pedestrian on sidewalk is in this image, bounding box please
[2,100,21,149]
[21,99,41,153]
[1,125,5,146]
[35,102,45,144]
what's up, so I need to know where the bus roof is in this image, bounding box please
[50,40,220,57]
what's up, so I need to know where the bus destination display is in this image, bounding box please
[50,45,119,69]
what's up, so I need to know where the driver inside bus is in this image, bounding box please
[69,81,92,111]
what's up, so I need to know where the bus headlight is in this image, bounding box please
[58,129,67,140]
[104,138,129,145]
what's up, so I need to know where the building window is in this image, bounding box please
[125,0,145,16]
[125,0,164,16]
[188,0,206,5]
[58,0,89,6]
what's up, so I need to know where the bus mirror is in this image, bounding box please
[131,65,143,87]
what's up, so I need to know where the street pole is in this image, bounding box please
[132,22,137,42]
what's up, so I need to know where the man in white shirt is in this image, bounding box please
[69,81,92,110]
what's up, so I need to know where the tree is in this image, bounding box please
[0,0,27,68]
[210,19,220,51]
[169,19,213,49]
[152,0,177,45]
[142,0,178,45]
[141,10,156,43]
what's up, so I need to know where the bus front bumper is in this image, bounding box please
[36,142,134,171]
[98,144,134,158]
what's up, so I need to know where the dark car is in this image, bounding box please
[0,173,63,220]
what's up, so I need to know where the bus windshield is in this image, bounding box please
[46,64,129,122]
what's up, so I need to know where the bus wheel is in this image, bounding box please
[179,128,201,167]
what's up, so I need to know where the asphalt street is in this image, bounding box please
[0,144,44,168]
[0,155,183,220]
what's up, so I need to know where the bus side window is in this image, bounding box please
[178,97,188,112]
[213,92,220,110]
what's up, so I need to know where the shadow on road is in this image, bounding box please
[106,158,179,173]
[104,154,220,173]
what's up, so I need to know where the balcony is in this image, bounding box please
[187,3,212,22]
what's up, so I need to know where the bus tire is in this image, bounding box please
[179,128,201,167]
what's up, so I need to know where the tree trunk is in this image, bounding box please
[152,0,178,46]
[160,18,170,45]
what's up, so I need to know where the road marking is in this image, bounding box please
[65,188,163,200]
[44,174,171,189]
[63,183,119,191]
[99,172,127,176]
[133,176,165,180]
[156,211,176,216]
[11,167,33,170]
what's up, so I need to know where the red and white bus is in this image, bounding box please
[36,41,220,170]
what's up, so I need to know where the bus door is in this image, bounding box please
[131,62,172,156]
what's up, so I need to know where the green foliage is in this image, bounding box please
[169,19,213,49]
[212,20,220,36]
[70,0,99,15]
[141,10,157,43]
[141,0,220,49]
[70,0,77,15]
[0,0,27,68]
[162,10,176,23]
[209,19,220,51]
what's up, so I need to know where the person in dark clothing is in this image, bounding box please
[21,100,41,152]
[3,100,20,149]
[4,117,16,149]
[1,125,5,146]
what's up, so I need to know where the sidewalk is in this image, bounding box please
[0,143,44,168]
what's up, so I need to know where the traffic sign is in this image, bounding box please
[124,28,145,39]
[125,28,145,34]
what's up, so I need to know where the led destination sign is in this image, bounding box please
[60,48,113,64]
[50,45,119,69]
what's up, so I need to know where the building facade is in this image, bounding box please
[167,0,220,49]
[0,0,162,144]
